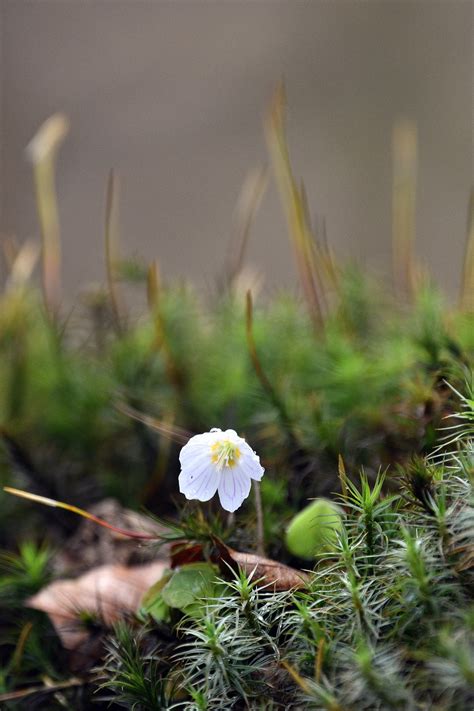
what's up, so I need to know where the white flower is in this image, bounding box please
[178,428,264,513]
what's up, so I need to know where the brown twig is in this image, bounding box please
[253,480,265,557]
[4,487,159,540]
[0,676,99,703]
[116,402,191,445]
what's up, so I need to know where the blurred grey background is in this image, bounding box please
[0,0,472,299]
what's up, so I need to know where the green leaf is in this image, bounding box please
[138,570,173,623]
[160,563,219,613]
[285,498,343,559]
[139,563,220,623]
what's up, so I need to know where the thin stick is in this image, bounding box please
[116,402,191,445]
[4,487,158,540]
[0,676,98,703]
[253,480,265,556]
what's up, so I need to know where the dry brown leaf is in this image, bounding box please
[214,539,310,591]
[28,560,167,651]
[170,538,310,591]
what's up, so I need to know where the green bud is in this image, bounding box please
[285,498,343,559]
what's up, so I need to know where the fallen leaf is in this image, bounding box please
[169,538,310,590]
[213,539,310,591]
[28,561,167,652]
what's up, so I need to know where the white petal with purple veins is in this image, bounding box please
[177,428,264,511]
[179,463,220,502]
[217,465,252,513]
[239,444,264,480]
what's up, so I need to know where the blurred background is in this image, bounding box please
[1,0,472,298]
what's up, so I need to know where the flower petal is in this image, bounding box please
[178,452,211,487]
[179,432,217,465]
[222,429,240,441]
[239,442,265,481]
[179,461,220,502]
[217,466,252,512]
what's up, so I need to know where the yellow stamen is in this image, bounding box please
[210,440,241,469]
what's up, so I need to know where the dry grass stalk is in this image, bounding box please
[460,189,474,311]
[392,118,418,299]
[265,85,336,329]
[26,113,69,318]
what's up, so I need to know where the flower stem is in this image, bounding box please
[253,480,265,556]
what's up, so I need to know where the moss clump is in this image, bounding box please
[1,89,473,708]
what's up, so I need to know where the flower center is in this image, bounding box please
[210,440,241,470]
